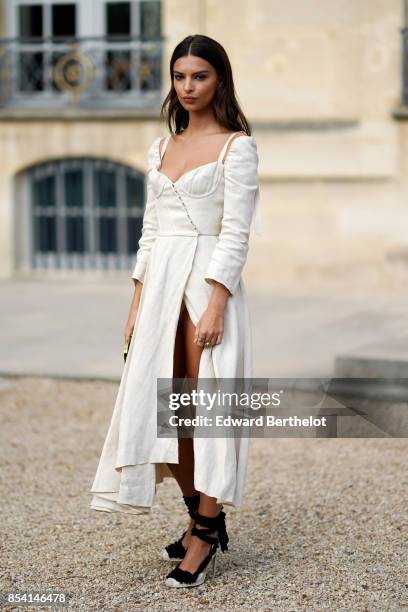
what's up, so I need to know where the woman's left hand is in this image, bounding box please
[194,305,225,347]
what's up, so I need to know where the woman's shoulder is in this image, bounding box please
[224,131,258,166]
[149,135,163,151]
[228,131,256,145]
[147,136,163,167]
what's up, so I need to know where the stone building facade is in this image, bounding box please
[0,0,406,290]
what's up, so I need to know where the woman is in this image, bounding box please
[89,34,261,588]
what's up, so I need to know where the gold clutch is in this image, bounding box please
[123,334,132,363]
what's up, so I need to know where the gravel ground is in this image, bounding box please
[0,376,407,611]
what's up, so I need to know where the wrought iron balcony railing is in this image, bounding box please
[0,35,163,110]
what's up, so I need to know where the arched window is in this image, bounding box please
[17,157,145,272]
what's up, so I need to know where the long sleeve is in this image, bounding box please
[131,138,160,283]
[204,135,260,296]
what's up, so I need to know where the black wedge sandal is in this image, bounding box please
[161,494,200,561]
[165,509,229,587]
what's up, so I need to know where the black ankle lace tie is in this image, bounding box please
[192,509,229,552]
[182,494,200,519]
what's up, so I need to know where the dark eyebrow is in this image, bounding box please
[173,70,209,75]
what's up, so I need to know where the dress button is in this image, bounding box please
[171,184,200,233]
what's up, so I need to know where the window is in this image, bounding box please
[107,2,131,37]
[105,1,161,39]
[22,158,145,272]
[19,4,43,39]
[52,4,76,39]
[2,0,163,108]
[14,1,78,94]
[104,1,162,93]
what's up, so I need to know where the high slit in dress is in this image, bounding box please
[89,131,261,515]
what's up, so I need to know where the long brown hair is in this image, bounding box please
[160,34,251,136]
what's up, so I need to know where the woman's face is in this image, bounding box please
[172,54,220,112]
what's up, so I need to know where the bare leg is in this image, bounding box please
[178,306,223,573]
[166,300,199,546]
[166,305,196,495]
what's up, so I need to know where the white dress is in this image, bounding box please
[89,131,261,515]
